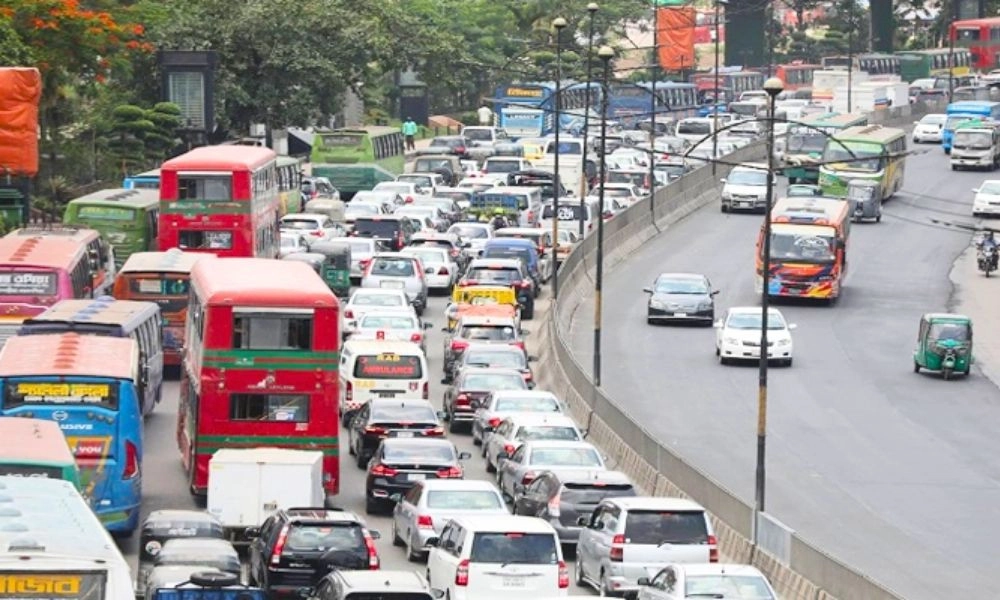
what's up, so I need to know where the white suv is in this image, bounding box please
[719,163,771,213]
[426,515,568,600]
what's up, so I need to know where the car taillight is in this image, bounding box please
[513,341,526,352]
[310,229,324,236]
[488,417,502,428]
[450,340,469,352]
[708,534,719,563]
[371,463,398,477]
[437,266,449,275]
[365,426,388,436]
[610,534,625,562]
[410,333,423,343]
[422,381,429,400]
[515,280,531,289]
[523,372,533,382]
[521,471,537,485]
[456,559,470,586]
[345,309,354,319]
[437,465,463,478]
[456,394,471,406]
[558,560,569,588]
[364,531,380,569]
[405,196,414,203]
[455,146,466,155]
[450,249,460,257]
[123,441,140,479]
[345,381,353,403]
[504,443,515,455]
[417,514,434,529]
[271,524,289,565]
[548,493,561,517]
[424,426,445,436]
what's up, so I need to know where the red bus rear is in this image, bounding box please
[177,258,340,498]
[951,17,1000,70]
[775,62,820,91]
[158,145,281,258]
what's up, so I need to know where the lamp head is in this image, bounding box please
[587,2,599,12]
[763,77,784,98]
[598,45,614,61]
[553,17,568,30]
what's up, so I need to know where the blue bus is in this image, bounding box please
[123,169,161,190]
[608,81,700,126]
[943,101,1000,152]
[19,297,165,417]
[0,333,143,535]
[493,81,599,138]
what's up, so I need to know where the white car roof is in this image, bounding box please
[414,479,503,492]
[727,306,782,316]
[450,514,558,533]
[504,413,577,427]
[342,339,424,354]
[675,563,769,577]
[282,213,327,221]
[491,390,559,400]
[603,496,706,511]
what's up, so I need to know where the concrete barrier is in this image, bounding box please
[535,103,941,600]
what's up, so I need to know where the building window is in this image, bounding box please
[230,393,310,422]
[168,71,207,129]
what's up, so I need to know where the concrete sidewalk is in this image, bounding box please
[951,240,1000,383]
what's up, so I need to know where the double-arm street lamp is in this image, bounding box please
[551,16,568,300]
[579,3,600,237]
[592,45,615,390]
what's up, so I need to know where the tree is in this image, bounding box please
[0,16,33,65]
[98,101,181,176]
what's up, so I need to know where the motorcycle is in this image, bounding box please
[977,244,998,277]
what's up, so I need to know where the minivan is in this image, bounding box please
[339,340,430,424]
[481,238,549,287]
[541,198,600,237]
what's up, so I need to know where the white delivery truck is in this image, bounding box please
[950,121,1000,171]
[534,137,584,197]
[207,447,325,543]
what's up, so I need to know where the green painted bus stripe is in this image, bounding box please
[199,434,338,444]
[205,350,339,359]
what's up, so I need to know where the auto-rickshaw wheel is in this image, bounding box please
[913,360,920,373]
[943,368,953,381]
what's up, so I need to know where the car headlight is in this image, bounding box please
[776,338,791,346]
[724,337,739,345]
[697,301,712,311]
[649,299,667,309]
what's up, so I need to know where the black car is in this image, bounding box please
[643,272,718,325]
[351,215,418,251]
[512,470,637,545]
[418,136,470,158]
[462,258,536,318]
[364,438,471,514]
[442,366,529,433]
[348,399,445,468]
[446,341,535,385]
[246,507,381,597]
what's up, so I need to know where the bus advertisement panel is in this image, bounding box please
[158,145,281,259]
[818,125,907,199]
[757,197,851,300]
[63,188,160,268]
[0,334,143,535]
[177,258,340,499]
[783,113,870,183]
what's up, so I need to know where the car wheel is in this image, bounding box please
[522,304,535,319]
[720,203,729,213]
[355,449,367,470]
[575,553,587,587]
[913,360,921,373]
[392,520,404,547]
[472,428,482,446]
[406,531,423,562]
[719,354,729,365]
[365,496,380,515]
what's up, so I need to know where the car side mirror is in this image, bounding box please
[973,188,980,193]
[458,451,473,460]
[643,287,653,294]
[788,323,798,330]
[426,537,440,547]
[368,530,381,540]
[436,410,448,420]
[637,577,651,586]
[426,267,435,274]
[527,381,536,389]
[520,329,530,336]
[528,355,537,362]
[245,527,261,538]
[711,290,720,296]
[389,493,404,503]
[498,451,510,461]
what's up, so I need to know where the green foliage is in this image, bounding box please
[0,17,33,65]
[100,102,181,176]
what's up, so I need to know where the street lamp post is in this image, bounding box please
[847,7,854,112]
[552,16,568,300]
[753,76,784,547]
[711,0,728,175]
[579,3,599,238]
[648,5,659,216]
[593,45,615,390]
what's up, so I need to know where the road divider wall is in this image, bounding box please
[534,102,940,600]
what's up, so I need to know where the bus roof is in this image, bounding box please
[0,234,90,270]
[191,258,338,307]
[0,476,128,563]
[0,417,74,463]
[161,145,277,172]
[119,249,213,274]
[771,196,850,225]
[0,333,137,380]
[66,187,159,209]
[800,112,868,127]
[23,298,160,330]
[5,227,101,246]
[947,100,1000,112]
[832,124,906,144]
[952,17,1000,26]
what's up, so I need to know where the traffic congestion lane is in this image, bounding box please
[564,148,1000,599]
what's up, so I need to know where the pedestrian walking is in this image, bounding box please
[402,117,418,151]
[477,104,493,126]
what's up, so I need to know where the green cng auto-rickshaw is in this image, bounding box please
[309,240,352,297]
[913,313,973,379]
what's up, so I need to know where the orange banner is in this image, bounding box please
[656,6,696,71]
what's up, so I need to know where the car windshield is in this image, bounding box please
[727,312,787,330]
[727,170,767,186]
[354,220,400,237]
[461,325,516,341]
[281,219,320,230]
[426,490,503,510]
[286,524,364,552]
[771,231,836,263]
[624,510,709,544]
[384,443,456,463]
[528,446,602,467]
[929,322,970,342]
[371,258,415,276]
[372,403,437,422]
[979,181,1000,195]
[351,293,404,308]
[469,532,558,564]
[463,373,527,390]
[469,268,517,283]
[486,161,521,172]
[685,575,775,599]
[346,204,379,217]
[920,114,946,125]
[655,278,708,294]
[404,250,446,264]
[450,225,489,239]
[397,176,431,186]
[954,131,994,149]
[677,121,711,135]
[359,315,417,329]
[495,396,560,412]
[516,425,579,442]
[465,350,526,369]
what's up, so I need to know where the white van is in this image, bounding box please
[340,339,429,422]
[477,186,543,227]
[426,515,568,600]
[674,118,716,144]
[541,198,600,237]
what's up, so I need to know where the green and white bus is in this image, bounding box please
[818,125,907,200]
[0,417,81,488]
[276,155,303,216]
[310,127,405,199]
[63,187,160,268]
[783,112,870,183]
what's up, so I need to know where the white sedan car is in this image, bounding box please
[278,231,309,258]
[342,289,414,327]
[346,308,432,353]
[714,306,795,366]
[912,113,946,144]
[972,179,1000,217]
[279,213,346,243]
[637,563,778,600]
[400,246,459,293]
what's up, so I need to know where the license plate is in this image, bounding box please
[408,473,426,481]
[502,577,525,588]
[380,280,405,289]
[376,392,397,398]
[674,312,687,318]
[395,431,414,438]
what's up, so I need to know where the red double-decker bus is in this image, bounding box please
[177,258,341,499]
[775,62,820,91]
[951,17,1000,70]
[158,145,280,258]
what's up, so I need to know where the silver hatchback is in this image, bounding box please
[360,253,429,315]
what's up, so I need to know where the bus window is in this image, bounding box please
[230,393,310,422]
[232,311,313,350]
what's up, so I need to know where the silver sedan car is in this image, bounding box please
[485,413,583,474]
[390,479,509,562]
[347,309,433,354]
[496,440,605,501]
[470,389,563,447]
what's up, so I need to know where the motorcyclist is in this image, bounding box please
[978,231,998,270]
[490,208,508,230]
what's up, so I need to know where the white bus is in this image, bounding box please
[0,476,133,600]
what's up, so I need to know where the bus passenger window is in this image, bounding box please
[179,176,232,200]
[233,313,312,350]
[230,393,310,422]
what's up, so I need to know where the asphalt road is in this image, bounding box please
[563,143,1000,598]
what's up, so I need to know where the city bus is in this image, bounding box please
[310,127,405,199]
[897,48,972,82]
[783,112,870,183]
[0,417,80,487]
[123,169,161,190]
[0,333,143,535]
[0,476,134,599]
[113,249,213,368]
[63,187,160,268]
[951,17,1000,71]
[607,81,699,125]
[276,155,303,216]
[0,230,115,348]
[492,82,599,138]
[942,101,1000,152]
[774,62,820,91]
[757,196,851,301]
[158,145,281,258]
[690,69,764,103]
[19,298,164,417]
[821,54,901,75]
[818,124,907,199]
[177,258,340,500]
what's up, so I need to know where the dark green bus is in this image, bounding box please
[310,127,405,199]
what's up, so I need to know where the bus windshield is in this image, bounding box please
[3,380,120,411]
[787,132,827,153]
[0,270,58,297]
[76,206,138,222]
[126,276,190,312]
[770,230,836,263]
[823,142,884,172]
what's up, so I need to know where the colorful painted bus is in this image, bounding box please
[783,112,870,183]
[0,333,143,535]
[818,124,907,199]
[951,17,1000,70]
[0,417,80,487]
[63,188,160,268]
[0,230,115,348]
[123,169,161,190]
[177,258,340,500]
[774,62,820,91]
[0,476,134,599]
[757,196,851,301]
[897,48,972,82]
[113,249,213,367]
[276,155,303,216]
[158,145,281,258]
